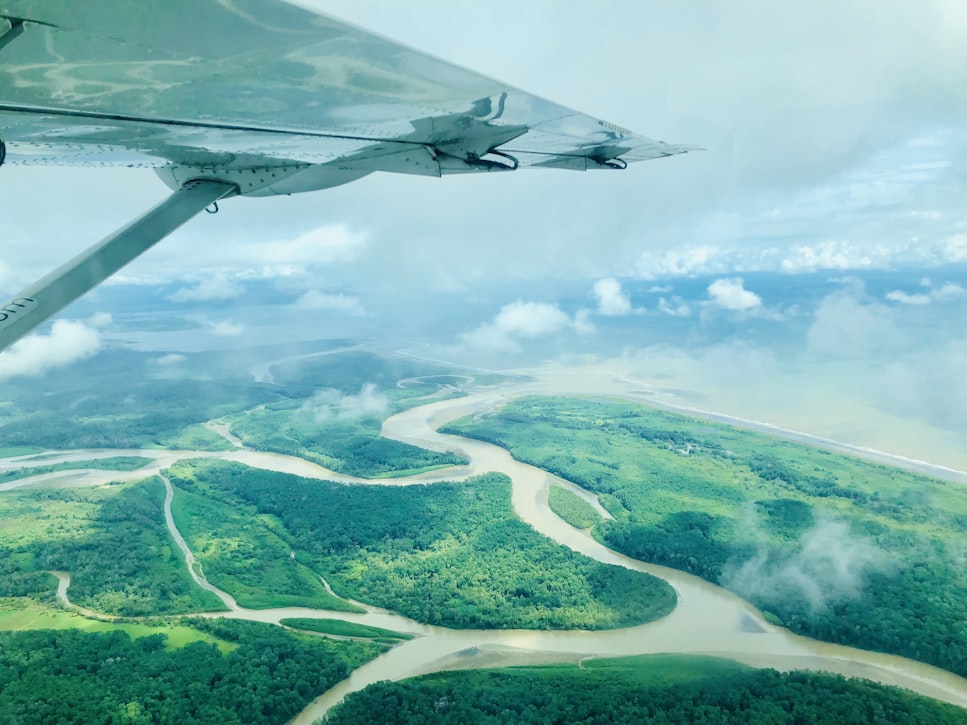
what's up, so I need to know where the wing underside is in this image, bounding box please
[0,1,693,192]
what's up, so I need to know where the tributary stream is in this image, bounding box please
[5,372,967,722]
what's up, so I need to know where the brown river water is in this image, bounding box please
[4,368,967,722]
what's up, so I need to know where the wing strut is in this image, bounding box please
[0,178,237,352]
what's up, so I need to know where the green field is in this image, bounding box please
[168,459,676,630]
[443,396,967,675]
[0,447,42,458]
[327,654,964,724]
[0,600,235,653]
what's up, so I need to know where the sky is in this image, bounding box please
[1,1,966,465]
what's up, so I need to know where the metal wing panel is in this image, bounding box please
[0,1,691,178]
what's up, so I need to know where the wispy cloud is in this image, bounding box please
[209,319,245,337]
[299,383,388,423]
[807,283,898,357]
[885,279,966,305]
[292,290,365,315]
[723,512,888,614]
[170,273,245,302]
[659,295,691,317]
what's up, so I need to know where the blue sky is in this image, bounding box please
[0,1,965,463]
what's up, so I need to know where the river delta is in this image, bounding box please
[2,367,967,722]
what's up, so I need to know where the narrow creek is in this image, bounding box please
[9,374,967,721]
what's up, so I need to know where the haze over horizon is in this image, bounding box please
[1,0,965,466]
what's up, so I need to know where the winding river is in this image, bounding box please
[5,370,967,722]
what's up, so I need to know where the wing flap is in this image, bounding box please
[0,1,693,180]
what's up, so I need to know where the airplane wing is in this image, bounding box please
[0,1,694,349]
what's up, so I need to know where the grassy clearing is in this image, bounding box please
[0,447,42,458]
[0,600,235,653]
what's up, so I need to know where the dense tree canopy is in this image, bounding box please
[444,396,967,676]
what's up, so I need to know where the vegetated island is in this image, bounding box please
[442,395,967,676]
[167,459,676,629]
[326,654,967,724]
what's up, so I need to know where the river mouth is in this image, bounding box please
[8,365,967,720]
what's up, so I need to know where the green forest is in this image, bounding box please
[226,402,466,477]
[0,479,224,615]
[326,654,966,724]
[0,619,384,725]
[443,396,967,675]
[0,347,491,465]
[168,459,676,629]
[167,475,361,611]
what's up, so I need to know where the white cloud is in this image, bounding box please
[807,284,898,357]
[779,240,878,273]
[933,282,966,301]
[292,290,365,315]
[658,296,691,317]
[637,246,724,279]
[155,353,186,366]
[573,308,596,334]
[89,312,113,329]
[885,290,931,305]
[462,300,593,352]
[592,278,635,316]
[887,280,967,304]
[723,515,886,613]
[941,234,967,263]
[170,274,245,302]
[266,224,367,266]
[0,318,103,380]
[707,278,762,311]
[299,383,388,423]
[209,319,245,337]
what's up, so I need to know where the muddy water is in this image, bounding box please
[293,386,967,720]
[5,372,967,720]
